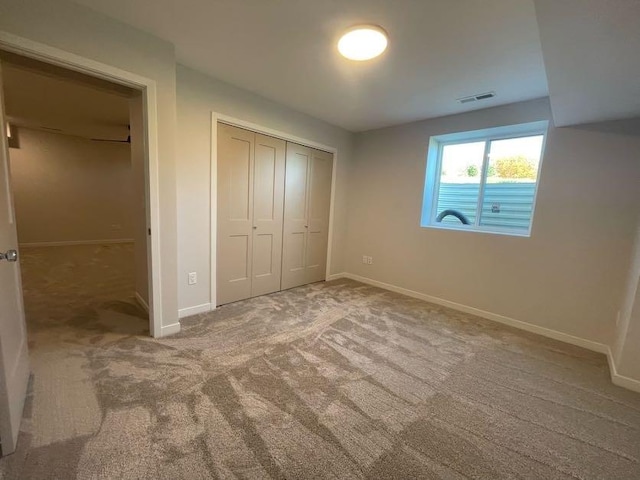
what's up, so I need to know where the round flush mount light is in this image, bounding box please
[338,25,388,61]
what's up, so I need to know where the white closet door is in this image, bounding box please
[282,143,333,290]
[281,143,311,290]
[217,124,254,305]
[251,134,285,297]
[305,148,333,284]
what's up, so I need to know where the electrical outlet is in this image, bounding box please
[367,256,373,265]
[188,272,197,285]
[362,255,368,264]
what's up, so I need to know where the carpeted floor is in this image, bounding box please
[1,244,640,479]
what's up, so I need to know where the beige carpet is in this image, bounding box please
[1,244,640,479]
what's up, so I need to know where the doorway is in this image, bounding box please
[0,39,162,456]
[2,51,150,334]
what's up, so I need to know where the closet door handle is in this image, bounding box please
[253,226,257,230]
[304,225,308,228]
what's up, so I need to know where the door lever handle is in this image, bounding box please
[0,249,18,262]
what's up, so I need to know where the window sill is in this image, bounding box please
[420,222,531,238]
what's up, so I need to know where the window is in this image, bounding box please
[421,121,548,236]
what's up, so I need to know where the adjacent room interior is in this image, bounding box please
[1,52,151,337]
[0,0,639,479]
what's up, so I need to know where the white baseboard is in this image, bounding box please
[160,322,181,337]
[178,303,212,319]
[326,272,347,281]
[336,273,610,354]
[606,349,640,393]
[334,272,640,392]
[134,292,149,313]
[19,239,134,248]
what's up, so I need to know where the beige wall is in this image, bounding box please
[346,98,640,346]
[9,128,133,244]
[176,65,354,312]
[0,0,178,331]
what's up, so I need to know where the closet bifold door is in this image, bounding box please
[281,143,333,290]
[305,148,333,284]
[217,124,255,305]
[217,124,286,305]
[250,133,286,297]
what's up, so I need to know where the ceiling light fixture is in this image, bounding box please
[338,25,388,61]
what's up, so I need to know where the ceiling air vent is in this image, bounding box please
[457,91,496,104]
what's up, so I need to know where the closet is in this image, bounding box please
[216,123,333,306]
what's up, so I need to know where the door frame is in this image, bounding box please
[0,31,163,337]
[210,112,338,309]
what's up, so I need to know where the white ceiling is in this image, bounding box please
[534,0,640,127]
[2,57,132,141]
[71,0,549,132]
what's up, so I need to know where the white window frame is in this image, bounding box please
[421,120,549,237]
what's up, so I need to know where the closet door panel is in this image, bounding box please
[281,143,311,290]
[251,134,285,297]
[288,232,306,269]
[305,148,333,284]
[227,235,251,280]
[217,124,254,305]
[252,234,273,275]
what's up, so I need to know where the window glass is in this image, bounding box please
[479,135,544,232]
[421,121,547,236]
[435,142,484,226]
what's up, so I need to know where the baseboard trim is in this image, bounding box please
[606,349,640,393]
[134,292,149,314]
[160,322,181,337]
[326,272,347,281]
[337,272,610,355]
[178,303,212,319]
[19,239,134,248]
[336,272,640,392]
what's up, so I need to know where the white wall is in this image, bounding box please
[0,0,178,330]
[346,98,640,346]
[176,65,354,312]
[9,128,132,245]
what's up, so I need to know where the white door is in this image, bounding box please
[281,143,333,290]
[251,133,285,297]
[0,61,30,456]
[281,143,311,290]
[217,124,255,305]
[305,148,333,284]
